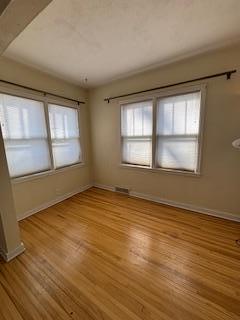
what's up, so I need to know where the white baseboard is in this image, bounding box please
[93,183,240,223]
[17,181,240,223]
[93,183,115,192]
[0,242,25,262]
[17,184,93,221]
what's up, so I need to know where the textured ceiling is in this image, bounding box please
[3,0,240,87]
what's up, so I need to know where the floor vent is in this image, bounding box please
[115,187,129,195]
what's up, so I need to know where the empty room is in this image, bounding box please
[0,1,240,319]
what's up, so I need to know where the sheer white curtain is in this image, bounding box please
[48,104,82,168]
[0,94,51,177]
[156,91,201,171]
[121,100,152,166]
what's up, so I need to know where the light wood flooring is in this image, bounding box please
[0,187,240,320]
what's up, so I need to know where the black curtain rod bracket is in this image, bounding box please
[0,79,85,104]
[104,69,237,103]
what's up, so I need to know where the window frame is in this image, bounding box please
[47,101,83,170]
[119,84,206,176]
[0,85,84,183]
[120,99,153,167]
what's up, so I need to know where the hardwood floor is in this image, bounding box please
[0,187,240,320]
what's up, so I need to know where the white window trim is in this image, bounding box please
[11,162,86,184]
[119,84,206,176]
[0,84,85,182]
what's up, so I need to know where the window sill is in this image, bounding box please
[11,162,86,184]
[119,163,201,177]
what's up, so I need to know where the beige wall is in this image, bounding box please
[0,56,92,220]
[1,43,240,224]
[89,44,240,218]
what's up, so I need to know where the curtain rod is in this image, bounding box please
[0,79,85,105]
[104,69,237,103]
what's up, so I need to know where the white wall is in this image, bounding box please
[89,44,240,219]
[0,56,92,220]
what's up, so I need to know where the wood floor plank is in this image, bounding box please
[0,281,24,320]
[0,187,239,319]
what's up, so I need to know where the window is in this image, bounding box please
[48,104,82,168]
[0,94,51,178]
[0,92,83,179]
[156,92,201,172]
[121,100,152,166]
[120,88,203,174]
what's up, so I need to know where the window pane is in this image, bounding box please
[48,104,80,139]
[52,138,81,168]
[156,137,198,171]
[0,94,51,177]
[48,104,81,168]
[157,92,201,135]
[122,138,152,166]
[0,94,48,139]
[121,101,152,137]
[156,91,201,172]
[5,140,50,177]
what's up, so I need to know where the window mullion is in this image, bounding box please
[43,98,55,170]
[151,97,157,168]
[156,134,198,139]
